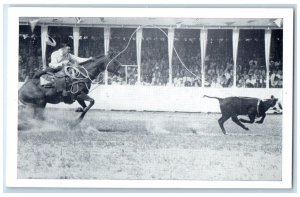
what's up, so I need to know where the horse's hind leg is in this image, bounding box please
[33,101,46,120]
[34,107,45,120]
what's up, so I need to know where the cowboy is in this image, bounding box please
[33,43,93,78]
[48,43,93,73]
[32,43,94,101]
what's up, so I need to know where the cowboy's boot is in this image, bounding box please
[33,69,48,79]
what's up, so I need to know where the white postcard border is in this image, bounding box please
[5,7,294,188]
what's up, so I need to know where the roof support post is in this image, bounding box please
[232,28,239,88]
[41,25,48,69]
[168,27,175,86]
[200,28,208,87]
[73,27,80,57]
[265,29,271,88]
[104,27,110,85]
[136,27,143,85]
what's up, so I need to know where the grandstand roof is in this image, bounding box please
[19,17,283,29]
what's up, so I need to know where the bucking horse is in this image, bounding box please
[18,51,122,126]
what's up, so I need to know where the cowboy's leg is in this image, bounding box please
[50,67,62,73]
[33,67,57,79]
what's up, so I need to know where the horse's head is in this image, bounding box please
[82,51,125,81]
[105,51,125,78]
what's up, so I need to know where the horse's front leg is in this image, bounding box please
[74,92,95,124]
[75,99,87,112]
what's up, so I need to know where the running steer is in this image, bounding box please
[203,95,282,134]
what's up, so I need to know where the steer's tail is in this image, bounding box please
[203,95,223,102]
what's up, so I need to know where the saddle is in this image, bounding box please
[40,66,89,103]
[40,70,71,93]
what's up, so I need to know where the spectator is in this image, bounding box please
[173,72,183,87]
[237,76,246,88]
[246,74,256,88]
[270,70,277,87]
[211,75,223,88]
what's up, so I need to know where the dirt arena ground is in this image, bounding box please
[18,108,282,181]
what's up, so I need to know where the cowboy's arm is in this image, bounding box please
[49,52,67,68]
[69,54,93,64]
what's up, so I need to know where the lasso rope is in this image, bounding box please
[153,26,199,78]
[105,25,199,78]
[69,81,90,94]
[64,65,93,81]
[64,66,93,94]
[90,25,200,93]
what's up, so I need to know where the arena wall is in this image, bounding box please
[18,83,282,113]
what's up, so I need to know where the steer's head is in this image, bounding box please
[269,95,282,113]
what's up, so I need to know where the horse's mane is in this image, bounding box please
[79,54,107,66]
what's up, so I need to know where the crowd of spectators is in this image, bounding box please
[18,26,283,88]
[172,32,202,87]
[140,36,169,86]
[235,34,267,88]
[19,34,43,81]
[269,59,283,88]
[203,31,234,88]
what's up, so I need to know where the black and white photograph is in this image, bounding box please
[4,7,294,189]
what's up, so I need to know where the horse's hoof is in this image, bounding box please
[75,107,84,112]
[69,122,78,128]
[244,127,249,130]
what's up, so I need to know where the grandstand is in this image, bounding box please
[18,17,283,112]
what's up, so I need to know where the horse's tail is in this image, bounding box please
[18,96,27,106]
[203,95,223,102]
[18,78,31,106]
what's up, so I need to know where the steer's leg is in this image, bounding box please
[256,113,266,124]
[240,110,256,124]
[218,114,230,135]
[239,115,255,124]
[232,116,249,130]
